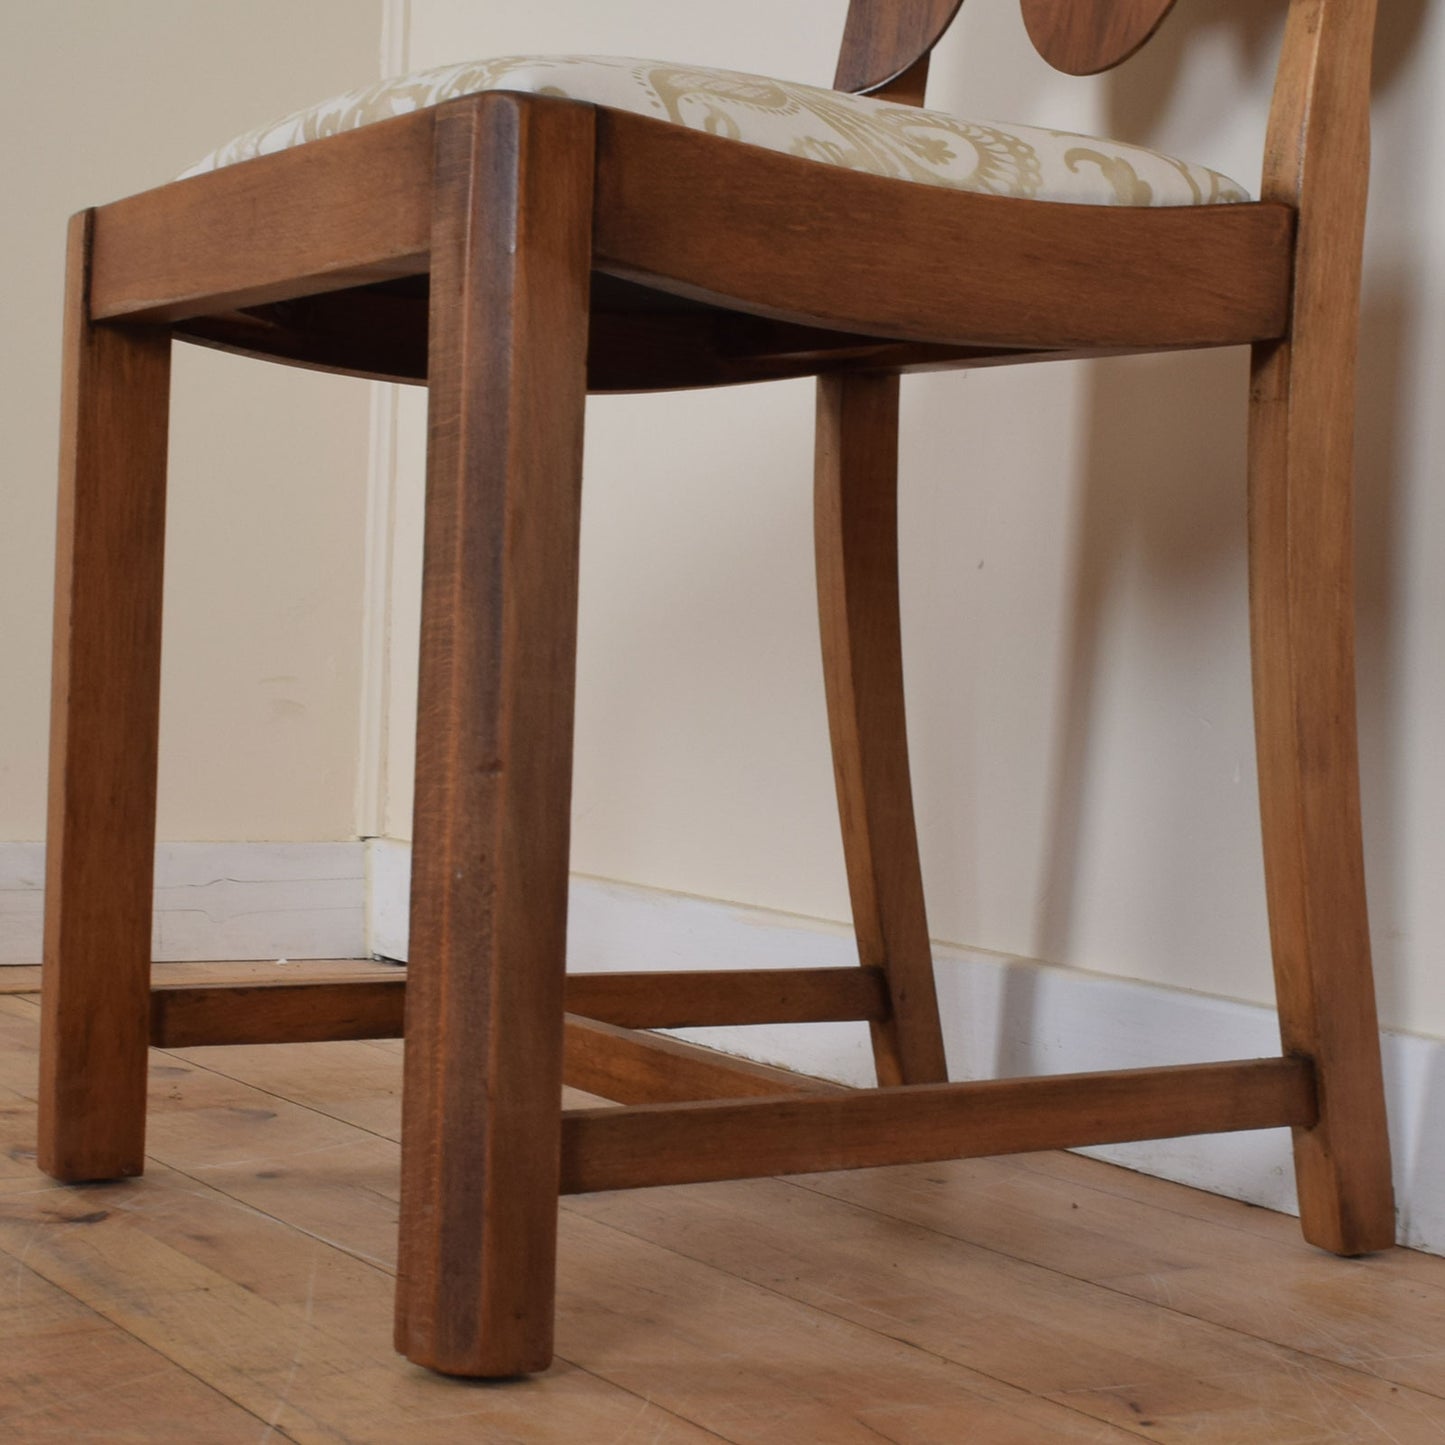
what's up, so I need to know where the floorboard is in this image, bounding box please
[0,979,1441,1442]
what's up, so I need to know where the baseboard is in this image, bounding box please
[369,843,1445,1257]
[366,836,412,962]
[0,842,366,964]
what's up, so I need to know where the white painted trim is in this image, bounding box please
[379,0,411,79]
[356,6,412,839]
[368,842,1445,1256]
[356,382,400,838]
[366,834,412,961]
[0,842,366,964]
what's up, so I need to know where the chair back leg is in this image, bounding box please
[815,372,948,1086]
[1249,329,1395,1256]
[394,92,596,1378]
[38,211,171,1184]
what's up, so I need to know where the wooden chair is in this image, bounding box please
[39,0,1394,1378]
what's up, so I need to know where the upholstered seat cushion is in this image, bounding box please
[180,55,1249,208]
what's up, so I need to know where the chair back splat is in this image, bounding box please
[1019,0,1180,75]
[838,0,1379,174]
[836,0,1182,96]
[834,0,964,97]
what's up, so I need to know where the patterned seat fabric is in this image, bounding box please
[180,55,1250,208]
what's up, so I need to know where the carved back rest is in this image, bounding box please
[834,0,964,99]
[835,0,1381,217]
[1019,0,1179,75]
[835,0,1178,98]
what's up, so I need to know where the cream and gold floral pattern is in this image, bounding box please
[179,55,1249,208]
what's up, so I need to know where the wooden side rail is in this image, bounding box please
[559,1056,1318,1192]
[563,1015,843,1103]
[148,966,889,1048]
[89,95,1293,358]
[593,109,1296,352]
[89,111,435,323]
[567,966,889,1028]
[151,977,405,1048]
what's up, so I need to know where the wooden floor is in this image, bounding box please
[2,965,1443,1442]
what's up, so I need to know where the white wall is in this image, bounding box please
[377,0,1445,1043]
[1,2,383,844]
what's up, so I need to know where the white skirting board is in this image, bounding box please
[0,841,366,964]
[6,836,1441,1255]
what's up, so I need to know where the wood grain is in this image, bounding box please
[560,1057,1318,1193]
[393,92,594,1379]
[0,1113,715,1440]
[570,1162,1445,1441]
[801,1149,1445,1393]
[1247,0,1394,1255]
[89,109,433,323]
[148,966,888,1049]
[566,965,889,1028]
[834,0,965,96]
[0,1251,277,1442]
[10,996,1439,1441]
[151,977,406,1047]
[0,1022,1131,1443]
[1021,0,1180,76]
[816,373,948,1086]
[38,212,171,1184]
[593,109,1294,352]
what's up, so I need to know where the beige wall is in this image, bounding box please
[1,2,381,843]
[10,2,1443,1043]
[382,0,1445,1039]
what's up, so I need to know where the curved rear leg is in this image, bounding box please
[815,372,948,1086]
[1249,330,1395,1255]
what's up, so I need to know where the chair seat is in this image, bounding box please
[180,55,1250,209]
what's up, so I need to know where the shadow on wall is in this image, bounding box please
[1353,277,1420,1037]
[1350,0,1431,1048]
[980,0,1426,1077]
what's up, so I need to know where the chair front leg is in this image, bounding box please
[394,94,595,1378]
[39,212,171,1183]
